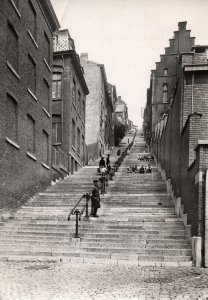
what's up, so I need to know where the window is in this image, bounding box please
[52,115,62,144]
[72,119,75,147]
[28,54,36,95]
[6,93,18,142]
[27,114,35,153]
[52,73,62,99]
[28,0,36,40]
[7,22,19,72]
[164,68,168,75]
[194,71,208,84]
[42,130,49,164]
[78,91,81,115]
[162,84,168,103]
[72,78,76,106]
[43,79,50,110]
[44,32,50,64]
[77,127,80,153]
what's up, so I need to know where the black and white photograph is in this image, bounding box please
[1,0,208,299]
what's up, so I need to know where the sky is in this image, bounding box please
[50,0,208,128]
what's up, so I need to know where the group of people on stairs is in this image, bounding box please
[127,164,152,174]
[90,154,111,218]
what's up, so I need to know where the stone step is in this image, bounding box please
[0,244,191,257]
[0,227,187,236]
[0,135,192,265]
[0,250,191,263]
[0,237,191,248]
[0,219,184,226]
[82,232,188,238]
[0,255,192,266]
[78,240,191,248]
[0,222,185,231]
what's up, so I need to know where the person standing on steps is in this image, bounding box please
[91,180,101,217]
[106,154,110,168]
[99,156,106,174]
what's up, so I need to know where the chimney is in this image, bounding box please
[80,53,88,62]
[178,21,187,31]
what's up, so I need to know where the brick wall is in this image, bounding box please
[0,0,59,208]
[52,50,88,174]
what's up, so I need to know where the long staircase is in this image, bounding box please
[0,133,192,266]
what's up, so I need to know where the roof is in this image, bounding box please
[37,0,60,33]
[115,104,125,112]
[53,50,89,95]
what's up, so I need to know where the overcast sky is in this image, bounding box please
[50,0,208,128]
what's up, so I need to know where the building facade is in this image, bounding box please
[0,0,59,208]
[143,22,195,143]
[115,96,129,127]
[52,30,89,176]
[143,22,208,266]
[80,53,113,162]
[107,83,118,147]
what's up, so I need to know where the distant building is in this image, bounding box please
[115,96,128,127]
[108,83,118,146]
[52,30,89,176]
[80,53,113,162]
[127,119,133,131]
[0,0,59,208]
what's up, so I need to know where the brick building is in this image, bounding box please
[143,22,208,266]
[0,0,59,208]
[143,22,195,143]
[80,54,114,162]
[52,30,89,176]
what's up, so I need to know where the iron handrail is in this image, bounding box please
[67,132,137,237]
[67,192,90,221]
[79,192,92,220]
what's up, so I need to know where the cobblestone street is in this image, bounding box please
[0,261,208,300]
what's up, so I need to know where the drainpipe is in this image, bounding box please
[191,73,194,114]
[205,169,208,267]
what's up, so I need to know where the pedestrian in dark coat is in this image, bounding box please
[139,165,145,174]
[99,156,106,174]
[117,149,121,156]
[91,180,101,217]
[106,154,110,167]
